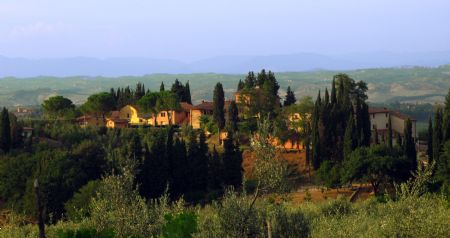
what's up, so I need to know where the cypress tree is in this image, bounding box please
[244,71,256,88]
[427,117,433,161]
[257,69,268,86]
[443,89,450,140]
[324,88,330,106]
[433,108,443,161]
[160,82,165,92]
[223,134,243,188]
[331,78,337,105]
[185,81,192,104]
[283,86,296,106]
[213,82,225,129]
[374,125,379,144]
[226,101,239,132]
[361,103,371,146]
[237,79,244,91]
[343,114,357,160]
[311,100,321,169]
[404,118,417,171]
[208,145,223,190]
[0,108,11,153]
[387,116,393,148]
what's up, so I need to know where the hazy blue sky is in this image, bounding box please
[0,0,449,61]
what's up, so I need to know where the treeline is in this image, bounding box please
[40,79,192,120]
[310,74,418,193]
[0,108,25,153]
[427,89,450,192]
[0,122,243,221]
[109,79,191,110]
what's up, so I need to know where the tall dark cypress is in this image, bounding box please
[213,82,225,129]
[284,86,296,107]
[387,116,393,148]
[361,103,371,146]
[433,108,443,161]
[373,125,379,144]
[160,82,165,92]
[311,99,321,169]
[0,108,11,153]
[226,101,239,132]
[237,79,244,91]
[427,117,433,161]
[222,134,242,188]
[404,118,417,171]
[343,113,357,160]
[324,88,330,106]
[443,89,450,140]
[185,81,192,104]
[244,71,256,88]
[330,78,337,105]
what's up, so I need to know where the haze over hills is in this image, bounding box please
[1,51,450,77]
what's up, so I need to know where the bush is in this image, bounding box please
[64,180,101,222]
[272,206,310,238]
[320,198,352,217]
[161,212,198,238]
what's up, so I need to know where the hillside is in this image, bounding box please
[0,65,449,107]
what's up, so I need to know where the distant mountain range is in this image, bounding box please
[1,51,450,77]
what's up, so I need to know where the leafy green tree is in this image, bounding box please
[341,145,410,195]
[81,92,115,118]
[160,81,165,91]
[0,107,11,153]
[42,96,76,119]
[283,86,296,106]
[213,82,225,129]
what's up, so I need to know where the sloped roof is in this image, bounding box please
[180,102,194,112]
[369,107,416,121]
[194,101,214,110]
[368,107,390,114]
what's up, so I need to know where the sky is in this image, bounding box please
[0,0,449,62]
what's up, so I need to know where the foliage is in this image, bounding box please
[161,212,198,238]
[64,180,101,222]
[212,82,225,129]
[42,96,77,119]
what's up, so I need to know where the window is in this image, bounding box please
[386,123,388,128]
[373,125,376,129]
[161,112,166,117]
[385,113,388,117]
[127,113,130,118]
[372,114,375,119]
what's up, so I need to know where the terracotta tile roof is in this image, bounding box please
[180,102,194,112]
[390,110,416,121]
[368,107,390,114]
[110,111,120,119]
[194,101,214,110]
[369,107,416,121]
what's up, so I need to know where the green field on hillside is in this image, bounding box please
[1,65,449,107]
